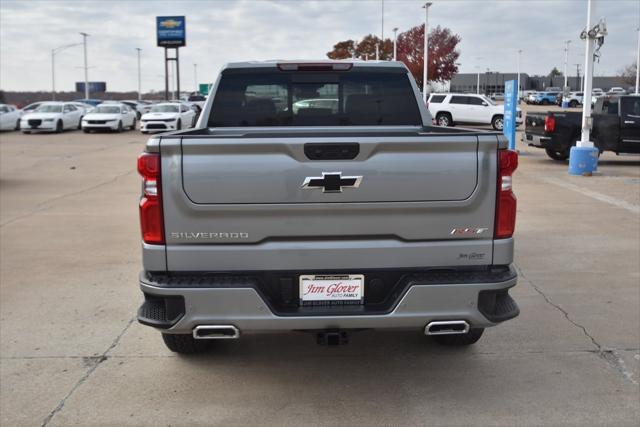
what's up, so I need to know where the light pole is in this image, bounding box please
[392,27,398,61]
[516,49,522,100]
[422,2,433,103]
[136,48,142,101]
[569,0,606,176]
[562,40,571,108]
[79,32,90,99]
[563,39,571,90]
[51,43,82,100]
[194,63,198,93]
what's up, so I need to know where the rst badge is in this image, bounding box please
[450,227,489,236]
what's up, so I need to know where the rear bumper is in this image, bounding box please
[138,266,519,334]
[524,132,551,148]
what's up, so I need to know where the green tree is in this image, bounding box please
[548,67,563,77]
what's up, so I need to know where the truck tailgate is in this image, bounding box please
[181,135,477,204]
[159,132,500,270]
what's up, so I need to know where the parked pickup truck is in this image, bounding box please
[136,60,520,354]
[524,95,640,160]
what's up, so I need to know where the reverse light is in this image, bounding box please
[495,149,518,239]
[137,152,164,244]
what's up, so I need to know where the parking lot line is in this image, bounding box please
[541,176,640,215]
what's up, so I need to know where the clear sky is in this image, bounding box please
[0,0,638,92]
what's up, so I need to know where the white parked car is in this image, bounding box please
[427,93,522,130]
[0,104,23,131]
[69,102,94,115]
[592,88,604,96]
[20,102,83,133]
[563,92,584,107]
[607,87,626,95]
[21,102,45,114]
[81,103,137,132]
[140,102,196,133]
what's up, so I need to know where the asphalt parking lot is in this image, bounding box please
[1,117,639,426]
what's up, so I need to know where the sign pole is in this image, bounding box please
[164,47,169,101]
[175,48,180,100]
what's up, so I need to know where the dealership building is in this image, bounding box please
[449,72,632,94]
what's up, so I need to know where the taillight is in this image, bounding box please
[495,149,518,239]
[137,152,164,244]
[544,114,556,133]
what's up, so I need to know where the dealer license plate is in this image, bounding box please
[299,274,364,306]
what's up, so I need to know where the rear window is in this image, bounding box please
[429,95,446,103]
[208,69,422,127]
[449,96,467,104]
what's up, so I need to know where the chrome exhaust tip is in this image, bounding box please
[193,325,240,340]
[425,320,470,336]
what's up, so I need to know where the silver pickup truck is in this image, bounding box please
[136,60,520,353]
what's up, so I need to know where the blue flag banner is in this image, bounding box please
[503,80,517,150]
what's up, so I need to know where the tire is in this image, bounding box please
[435,112,452,127]
[22,131,31,134]
[176,119,182,130]
[77,117,83,130]
[162,333,211,354]
[83,128,90,133]
[116,121,123,133]
[541,99,549,105]
[491,115,504,131]
[433,328,484,346]
[569,100,578,108]
[545,148,570,161]
[14,119,20,131]
[55,120,63,133]
[141,130,148,134]
[130,119,137,130]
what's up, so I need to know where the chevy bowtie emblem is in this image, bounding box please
[302,172,363,193]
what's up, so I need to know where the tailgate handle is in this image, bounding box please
[304,143,359,160]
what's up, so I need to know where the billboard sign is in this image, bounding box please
[199,83,213,96]
[156,16,186,47]
[503,80,517,150]
[75,82,106,93]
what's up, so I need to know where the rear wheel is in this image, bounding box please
[545,148,570,161]
[77,117,83,130]
[433,328,484,346]
[162,333,211,354]
[436,112,452,127]
[491,115,504,131]
[55,120,63,133]
[177,119,182,130]
[569,100,578,108]
[130,119,137,130]
[541,99,549,105]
